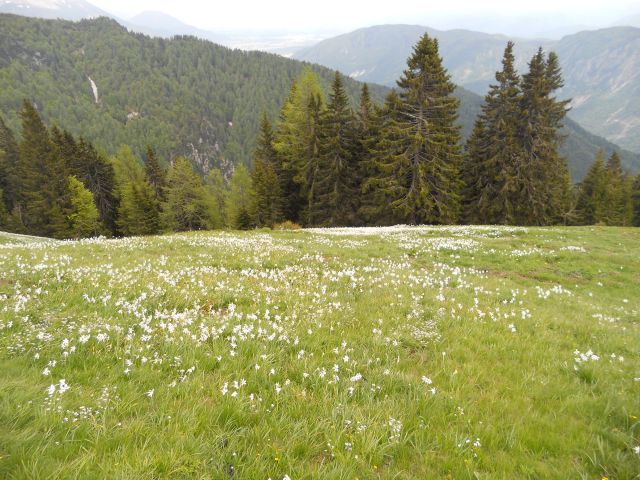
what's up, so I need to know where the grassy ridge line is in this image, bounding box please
[0,226,639,478]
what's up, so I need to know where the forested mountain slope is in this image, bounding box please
[0,14,637,181]
[0,14,388,173]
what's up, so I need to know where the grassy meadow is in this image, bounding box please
[0,226,639,479]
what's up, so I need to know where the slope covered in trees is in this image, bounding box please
[0,14,637,182]
[0,14,387,174]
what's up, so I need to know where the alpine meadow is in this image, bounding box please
[0,1,639,479]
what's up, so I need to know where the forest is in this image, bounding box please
[1,35,639,238]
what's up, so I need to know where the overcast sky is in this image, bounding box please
[90,0,639,33]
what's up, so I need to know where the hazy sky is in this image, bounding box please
[90,0,639,33]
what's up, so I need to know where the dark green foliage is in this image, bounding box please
[17,100,71,238]
[575,152,608,224]
[575,151,635,226]
[314,72,358,226]
[633,175,640,227]
[514,49,572,225]
[51,131,118,234]
[366,34,462,225]
[225,164,253,229]
[461,42,521,224]
[0,116,19,213]
[251,114,283,228]
[162,157,216,231]
[144,146,166,200]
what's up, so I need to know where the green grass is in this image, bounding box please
[0,226,638,479]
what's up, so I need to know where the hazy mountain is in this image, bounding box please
[0,0,109,20]
[128,10,226,43]
[295,24,640,153]
[615,14,640,28]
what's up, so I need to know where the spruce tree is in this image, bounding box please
[314,72,357,226]
[376,34,463,224]
[355,84,382,225]
[17,100,71,238]
[144,146,166,200]
[515,49,571,225]
[204,168,227,228]
[632,175,640,227]
[67,176,101,238]
[575,151,608,224]
[251,113,284,228]
[461,42,521,224]
[0,116,20,215]
[603,152,632,225]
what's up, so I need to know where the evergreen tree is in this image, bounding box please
[461,42,522,224]
[144,146,166,200]
[273,68,325,225]
[603,151,633,225]
[162,157,216,231]
[251,114,284,228]
[515,49,571,225]
[374,34,463,224]
[0,116,20,215]
[112,146,162,236]
[355,84,383,225]
[226,164,254,229]
[17,100,71,238]
[204,168,227,228]
[314,72,358,226]
[51,130,118,234]
[67,176,101,237]
[632,175,640,227]
[575,151,608,224]
[364,91,411,225]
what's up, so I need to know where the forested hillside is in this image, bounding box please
[1,14,638,182]
[0,14,387,174]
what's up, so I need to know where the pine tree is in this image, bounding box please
[162,157,216,231]
[17,100,71,238]
[461,42,521,224]
[515,49,571,225]
[251,113,284,228]
[67,176,101,238]
[314,72,357,226]
[374,34,462,224]
[575,151,608,224]
[144,146,166,200]
[603,152,633,225]
[112,146,162,236]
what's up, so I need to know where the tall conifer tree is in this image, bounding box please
[314,72,357,226]
[251,113,284,227]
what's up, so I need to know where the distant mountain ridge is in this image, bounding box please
[294,24,640,154]
[0,0,109,19]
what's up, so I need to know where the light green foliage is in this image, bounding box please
[225,164,254,229]
[0,226,638,478]
[204,168,227,228]
[67,176,100,237]
[162,157,218,231]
